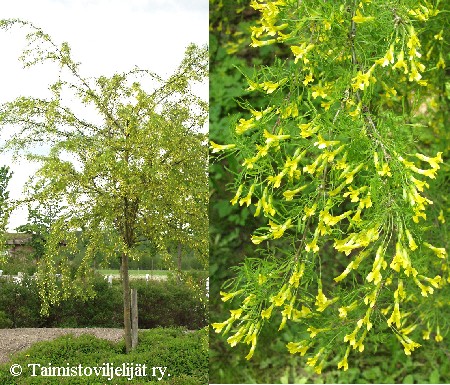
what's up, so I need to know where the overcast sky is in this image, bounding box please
[0,0,208,230]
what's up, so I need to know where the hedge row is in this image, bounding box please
[0,276,207,330]
[0,327,208,384]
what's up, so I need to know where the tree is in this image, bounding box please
[0,19,208,353]
[210,0,448,376]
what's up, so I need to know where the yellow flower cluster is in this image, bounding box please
[398,152,443,222]
[249,0,289,47]
[211,0,448,372]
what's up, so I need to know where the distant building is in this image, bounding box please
[5,233,33,258]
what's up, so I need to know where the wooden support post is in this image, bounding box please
[131,288,138,350]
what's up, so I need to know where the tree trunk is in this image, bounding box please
[177,242,182,271]
[131,288,138,350]
[122,252,132,353]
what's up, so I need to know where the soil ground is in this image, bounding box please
[0,328,124,364]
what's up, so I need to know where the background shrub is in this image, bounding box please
[0,275,206,330]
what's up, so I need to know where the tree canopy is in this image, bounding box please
[0,19,208,342]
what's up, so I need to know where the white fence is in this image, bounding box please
[0,270,209,296]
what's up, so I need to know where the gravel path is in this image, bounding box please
[0,328,124,364]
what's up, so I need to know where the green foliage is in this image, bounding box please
[0,275,207,330]
[15,200,61,262]
[210,0,449,382]
[0,165,12,257]
[0,328,208,384]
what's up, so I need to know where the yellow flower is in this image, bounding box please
[344,326,360,347]
[409,175,429,192]
[378,163,392,177]
[303,72,314,86]
[283,185,307,201]
[251,234,269,245]
[311,84,328,99]
[299,122,320,138]
[227,326,246,346]
[243,294,255,307]
[321,100,332,111]
[438,210,445,224]
[242,156,259,169]
[351,70,371,91]
[289,263,305,288]
[239,184,255,207]
[210,141,236,153]
[390,242,409,272]
[338,301,358,318]
[423,275,442,289]
[230,308,244,320]
[303,156,324,175]
[434,30,444,41]
[423,242,447,259]
[305,238,319,253]
[212,321,229,333]
[357,308,374,331]
[269,218,292,238]
[235,117,256,134]
[412,166,438,179]
[340,163,364,184]
[230,184,244,205]
[405,230,418,251]
[254,199,262,217]
[261,81,279,93]
[220,290,244,302]
[376,43,395,67]
[307,326,329,338]
[387,301,401,328]
[415,152,443,169]
[436,54,446,69]
[334,235,362,256]
[291,42,315,64]
[245,333,258,360]
[314,134,340,149]
[352,9,374,23]
[398,335,421,356]
[364,285,379,308]
[322,210,352,227]
[306,348,324,368]
[271,285,291,307]
[359,193,372,209]
[250,105,274,120]
[413,276,433,297]
[392,50,408,74]
[315,287,337,312]
[334,261,354,283]
[261,305,274,319]
[407,27,422,60]
[267,171,285,188]
[302,203,317,220]
[348,103,361,117]
[250,36,276,47]
[337,347,350,371]
[264,129,290,145]
[435,326,443,342]
[394,279,406,300]
[286,341,310,356]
